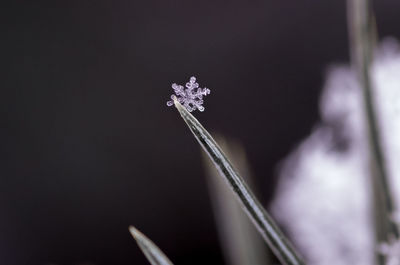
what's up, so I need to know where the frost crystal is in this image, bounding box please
[166,76,210,112]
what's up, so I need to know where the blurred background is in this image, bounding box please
[2,1,400,264]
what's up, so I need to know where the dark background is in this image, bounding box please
[2,1,400,264]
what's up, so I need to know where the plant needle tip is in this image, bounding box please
[173,96,184,112]
[128,225,142,240]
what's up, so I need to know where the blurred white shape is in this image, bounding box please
[271,37,400,265]
[373,38,400,208]
[379,235,400,265]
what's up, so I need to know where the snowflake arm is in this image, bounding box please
[166,76,210,112]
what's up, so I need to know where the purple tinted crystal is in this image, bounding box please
[166,76,210,112]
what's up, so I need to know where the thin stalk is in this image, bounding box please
[129,226,174,265]
[203,136,271,265]
[173,98,305,265]
[347,0,399,263]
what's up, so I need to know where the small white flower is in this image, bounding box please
[166,76,210,112]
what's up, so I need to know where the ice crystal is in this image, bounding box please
[166,76,210,112]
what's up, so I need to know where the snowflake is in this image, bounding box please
[166,76,210,112]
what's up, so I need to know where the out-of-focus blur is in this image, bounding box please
[272,38,400,265]
[2,1,400,265]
